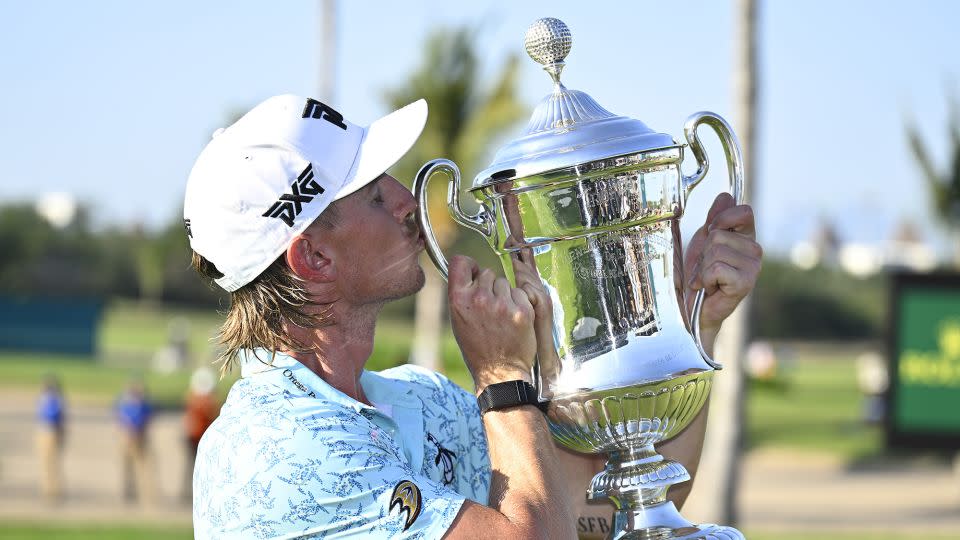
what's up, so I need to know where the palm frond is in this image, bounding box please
[382,25,527,245]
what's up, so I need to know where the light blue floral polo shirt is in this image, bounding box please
[193,350,491,539]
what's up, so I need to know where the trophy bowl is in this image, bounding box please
[414,18,746,539]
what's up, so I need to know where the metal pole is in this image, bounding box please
[318,0,337,103]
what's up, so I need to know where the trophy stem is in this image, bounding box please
[587,445,688,510]
[587,445,745,540]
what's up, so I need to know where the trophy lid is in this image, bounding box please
[472,18,677,189]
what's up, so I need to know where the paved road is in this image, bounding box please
[2,391,959,534]
[686,448,960,535]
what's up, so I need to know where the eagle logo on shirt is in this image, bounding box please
[389,480,422,531]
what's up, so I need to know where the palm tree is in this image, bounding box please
[383,26,526,371]
[907,93,960,265]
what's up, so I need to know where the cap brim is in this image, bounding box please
[335,99,427,200]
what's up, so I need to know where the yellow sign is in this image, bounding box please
[900,320,960,387]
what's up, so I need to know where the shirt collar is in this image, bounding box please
[237,349,417,411]
[361,369,419,408]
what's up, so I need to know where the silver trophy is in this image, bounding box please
[414,18,745,539]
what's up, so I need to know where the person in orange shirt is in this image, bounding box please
[182,368,218,503]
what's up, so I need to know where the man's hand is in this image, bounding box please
[683,193,762,340]
[445,254,577,540]
[448,255,538,394]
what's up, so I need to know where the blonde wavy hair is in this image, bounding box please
[191,207,339,374]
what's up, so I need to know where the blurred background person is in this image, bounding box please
[181,367,218,503]
[114,378,154,506]
[35,374,66,502]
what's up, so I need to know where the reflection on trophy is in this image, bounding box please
[414,17,746,539]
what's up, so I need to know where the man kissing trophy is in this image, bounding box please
[415,17,749,539]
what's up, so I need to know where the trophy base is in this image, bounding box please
[588,446,744,540]
[604,501,743,539]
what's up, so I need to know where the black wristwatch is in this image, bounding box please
[477,380,544,414]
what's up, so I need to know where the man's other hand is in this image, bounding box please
[684,193,762,336]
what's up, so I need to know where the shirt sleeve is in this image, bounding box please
[194,404,465,540]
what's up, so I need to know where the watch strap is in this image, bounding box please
[477,380,543,414]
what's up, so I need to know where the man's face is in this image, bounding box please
[321,174,426,305]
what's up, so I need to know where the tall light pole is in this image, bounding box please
[318,0,337,103]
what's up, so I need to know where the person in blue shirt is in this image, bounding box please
[115,379,154,505]
[183,95,761,539]
[36,374,66,501]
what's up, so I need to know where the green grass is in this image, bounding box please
[98,300,224,357]
[0,351,198,408]
[746,354,882,459]
[0,523,193,540]
[0,300,231,407]
[0,300,473,407]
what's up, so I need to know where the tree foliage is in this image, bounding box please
[0,203,221,306]
[0,198,889,340]
[906,93,960,234]
[382,25,526,247]
[753,259,884,340]
[379,25,528,368]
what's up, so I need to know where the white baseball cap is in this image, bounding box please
[183,94,427,292]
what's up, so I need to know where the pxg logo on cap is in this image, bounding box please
[262,163,325,227]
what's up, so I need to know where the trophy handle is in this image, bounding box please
[681,112,746,371]
[413,158,495,281]
[681,111,744,204]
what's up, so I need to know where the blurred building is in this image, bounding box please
[789,218,841,270]
[883,219,938,273]
[791,217,938,276]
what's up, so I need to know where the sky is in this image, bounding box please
[1,0,958,257]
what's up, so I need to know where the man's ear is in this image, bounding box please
[285,234,335,283]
